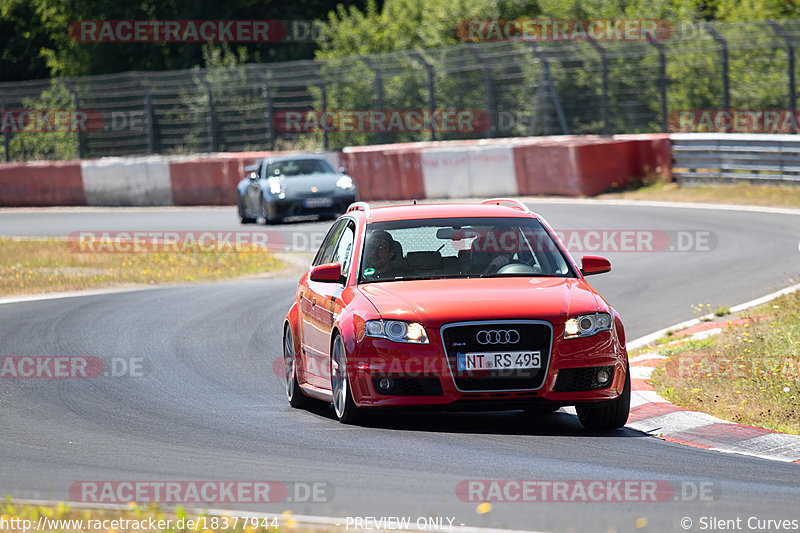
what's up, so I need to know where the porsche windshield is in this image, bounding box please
[358,217,575,283]
[265,158,334,177]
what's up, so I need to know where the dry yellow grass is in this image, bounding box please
[0,499,302,533]
[599,181,800,208]
[651,291,800,434]
[0,237,282,297]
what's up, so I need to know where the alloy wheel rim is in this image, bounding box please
[284,331,295,399]
[332,339,346,417]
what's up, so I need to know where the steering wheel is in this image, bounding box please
[496,262,540,275]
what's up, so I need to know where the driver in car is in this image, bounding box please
[363,230,408,280]
[470,229,518,274]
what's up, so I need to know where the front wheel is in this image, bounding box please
[284,327,309,408]
[238,196,256,224]
[576,364,631,430]
[330,334,361,424]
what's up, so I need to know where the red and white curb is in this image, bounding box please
[618,282,800,463]
[627,353,800,463]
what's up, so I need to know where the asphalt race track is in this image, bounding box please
[1,201,799,532]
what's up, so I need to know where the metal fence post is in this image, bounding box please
[360,56,385,144]
[265,79,275,150]
[320,82,328,150]
[466,47,494,138]
[647,35,669,132]
[704,25,730,131]
[529,45,569,136]
[767,21,796,133]
[587,39,610,135]
[73,91,84,159]
[204,80,218,152]
[1,93,9,162]
[144,90,155,154]
[409,50,436,140]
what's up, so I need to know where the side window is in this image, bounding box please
[313,219,347,266]
[335,223,356,278]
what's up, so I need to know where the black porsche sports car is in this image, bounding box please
[236,155,358,224]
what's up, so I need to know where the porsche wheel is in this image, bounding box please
[238,196,256,224]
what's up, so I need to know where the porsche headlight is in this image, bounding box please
[365,319,429,344]
[336,175,354,190]
[564,313,612,339]
[267,176,284,195]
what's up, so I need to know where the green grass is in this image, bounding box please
[650,290,800,434]
[599,181,800,208]
[0,237,283,297]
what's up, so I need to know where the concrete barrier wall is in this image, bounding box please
[82,157,173,206]
[0,161,86,206]
[344,134,670,200]
[0,136,670,206]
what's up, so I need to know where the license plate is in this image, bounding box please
[304,197,333,208]
[458,351,541,371]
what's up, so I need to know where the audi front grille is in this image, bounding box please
[440,320,553,392]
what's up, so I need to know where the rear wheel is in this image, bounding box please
[330,334,361,424]
[284,327,309,408]
[576,364,631,430]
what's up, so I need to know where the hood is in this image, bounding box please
[278,173,341,195]
[359,277,605,327]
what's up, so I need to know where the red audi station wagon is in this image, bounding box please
[282,199,630,429]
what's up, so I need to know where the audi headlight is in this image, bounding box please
[336,175,354,190]
[564,313,612,339]
[267,176,284,195]
[365,319,429,344]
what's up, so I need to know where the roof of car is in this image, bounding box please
[263,154,331,163]
[358,202,540,223]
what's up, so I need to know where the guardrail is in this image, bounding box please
[672,133,800,184]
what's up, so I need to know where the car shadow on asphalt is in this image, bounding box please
[301,400,645,438]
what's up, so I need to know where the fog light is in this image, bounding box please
[378,378,394,391]
[596,369,611,385]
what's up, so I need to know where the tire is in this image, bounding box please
[330,334,361,424]
[576,364,631,430]
[284,326,309,409]
[238,196,256,224]
[261,197,281,225]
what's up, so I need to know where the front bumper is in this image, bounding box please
[347,326,628,409]
[265,194,356,220]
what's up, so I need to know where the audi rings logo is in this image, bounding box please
[476,329,520,345]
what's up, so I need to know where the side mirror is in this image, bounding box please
[580,255,611,276]
[310,263,344,283]
[248,171,258,181]
[338,166,348,175]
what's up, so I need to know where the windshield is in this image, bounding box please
[265,158,334,177]
[358,217,575,283]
